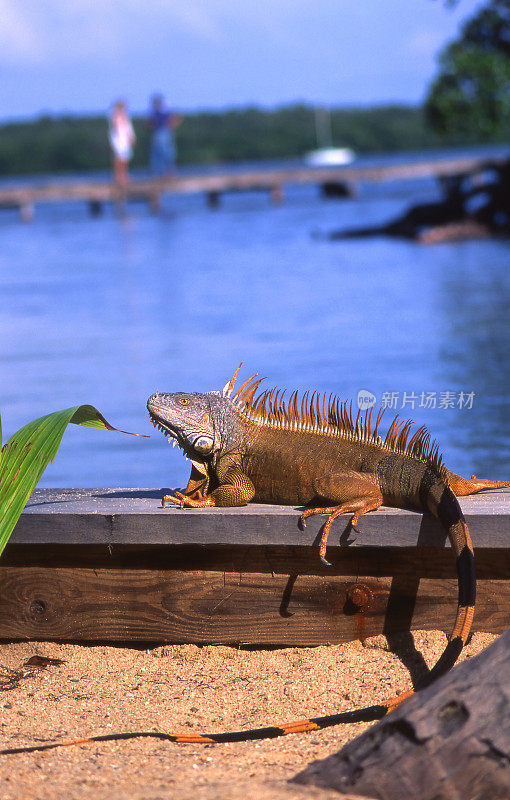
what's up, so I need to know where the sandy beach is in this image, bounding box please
[0,631,496,800]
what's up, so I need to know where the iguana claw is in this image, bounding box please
[162,490,187,508]
[162,491,215,508]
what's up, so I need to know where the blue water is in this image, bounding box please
[1,151,509,488]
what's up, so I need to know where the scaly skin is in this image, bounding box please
[4,369,506,756]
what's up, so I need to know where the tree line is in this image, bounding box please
[0,104,443,177]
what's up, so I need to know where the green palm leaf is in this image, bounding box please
[0,405,142,557]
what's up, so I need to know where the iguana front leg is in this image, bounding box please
[163,457,255,508]
[299,470,383,565]
[162,462,210,507]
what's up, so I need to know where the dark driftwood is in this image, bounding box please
[327,158,510,243]
[0,488,508,645]
[294,630,510,800]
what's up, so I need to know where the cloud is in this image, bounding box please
[0,0,44,64]
[0,1,127,66]
[0,0,224,69]
[0,0,486,118]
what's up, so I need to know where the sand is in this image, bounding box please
[0,632,496,800]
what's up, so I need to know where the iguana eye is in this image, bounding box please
[178,398,189,405]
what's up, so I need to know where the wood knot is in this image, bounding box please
[29,599,47,618]
[438,700,469,737]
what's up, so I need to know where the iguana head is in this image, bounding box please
[147,390,220,461]
[147,366,249,464]
[148,364,286,468]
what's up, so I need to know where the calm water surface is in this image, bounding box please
[1,155,509,488]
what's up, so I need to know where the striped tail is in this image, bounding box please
[0,706,389,754]
[385,473,476,713]
[415,475,476,688]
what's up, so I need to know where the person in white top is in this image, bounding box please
[109,100,136,187]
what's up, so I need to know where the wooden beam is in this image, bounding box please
[19,202,34,222]
[270,184,283,204]
[0,568,508,645]
[1,489,508,645]
[207,190,220,208]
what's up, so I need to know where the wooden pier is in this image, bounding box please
[1,488,508,645]
[0,154,506,220]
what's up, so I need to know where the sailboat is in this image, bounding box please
[304,107,355,167]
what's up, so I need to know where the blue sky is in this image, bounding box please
[1,0,485,120]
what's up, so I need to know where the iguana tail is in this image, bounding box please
[448,471,510,496]
[385,477,475,712]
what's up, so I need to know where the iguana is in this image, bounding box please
[144,365,507,739]
[3,367,507,756]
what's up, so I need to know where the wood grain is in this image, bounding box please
[3,543,509,580]
[0,567,508,645]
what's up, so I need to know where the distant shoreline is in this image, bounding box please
[0,102,501,178]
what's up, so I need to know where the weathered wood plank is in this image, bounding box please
[2,543,509,581]
[0,568,508,644]
[10,488,510,547]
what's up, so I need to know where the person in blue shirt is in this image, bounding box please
[147,94,182,176]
